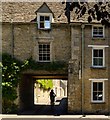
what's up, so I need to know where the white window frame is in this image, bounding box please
[90,79,106,103]
[92,47,105,67]
[92,25,105,38]
[38,42,51,62]
[37,39,52,62]
[88,45,109,68]
[37,13,52,29]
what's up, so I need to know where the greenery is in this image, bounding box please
[25,57,68,71]
[2,53,22,113]
[2,53,67,113]
[36,79,53,90]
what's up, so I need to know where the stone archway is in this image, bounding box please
[18,72,68,112]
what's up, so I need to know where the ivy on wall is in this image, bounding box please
[25,57,68,71]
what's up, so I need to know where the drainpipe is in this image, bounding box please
[11,23,14,58]
[81,24,85,116]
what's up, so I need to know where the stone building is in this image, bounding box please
[2,2,110,114]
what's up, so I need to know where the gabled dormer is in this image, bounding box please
[36,2,54,29]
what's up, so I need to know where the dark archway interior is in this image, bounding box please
[18,74,68,115]
[19,75,34,111]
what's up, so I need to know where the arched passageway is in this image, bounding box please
[19,73,68,114]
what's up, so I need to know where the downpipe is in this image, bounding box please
[81,24,85,116]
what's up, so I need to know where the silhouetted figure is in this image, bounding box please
[50,89,56,107]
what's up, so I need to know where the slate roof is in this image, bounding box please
[2,2,67,23]
[2,2,110,23]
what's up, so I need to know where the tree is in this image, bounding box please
[61,0,110,26]
[36,79,53,90]
[2,53,22,113]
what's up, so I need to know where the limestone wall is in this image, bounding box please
[2,23,71,62]
[82,25,110,114]
[68,24,110,114]
[2,22,110,114]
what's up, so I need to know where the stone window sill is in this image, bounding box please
[91,102,105,104]
[37,28,51,32]
[92,38,105,40]
[90,66,106,69]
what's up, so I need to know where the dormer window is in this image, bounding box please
[37,13,52,29]
[36,2,54,30]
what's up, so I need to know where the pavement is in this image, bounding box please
[0,114,109,120]
[1,97,110,119]
[19,97,67,115]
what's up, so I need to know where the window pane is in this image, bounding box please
[39,57,42,61]
[98,58,103,66]
[45,21,50,29]
[40,23,44,28]
[93,82,97,91]
[47,45,50,48]
[46,50,50,53]
[43,45,47,49]
[39,45,42,53]
[46,54,49,58]
[99,50,103,57]
[99,31,103,35]
[40,16,44,21]
[43,57,46,60]
[42,54,46,56]
[45,16,49,20]
[93,32,98,35]
[93,58,98,66]
[47,56,50,60]
[39,54,42,57]
[99,27,103,30]
[39,49,42,53]
[94,27,97,31]
[93,92,97,100]
[93,27,98,35]
[98,83,103,91]
[97,92,103,100]
[94,50,98,57]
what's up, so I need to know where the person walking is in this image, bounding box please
[49,89,56,107]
